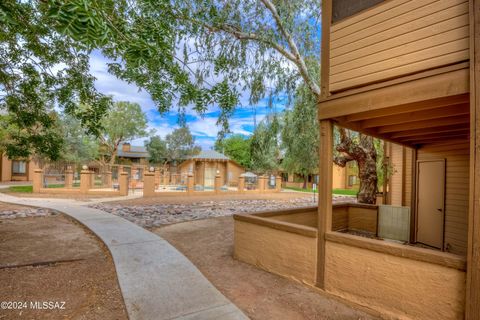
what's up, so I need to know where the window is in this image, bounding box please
[12,161,27,175]
[348,175,357,186]
[332,0,385,23]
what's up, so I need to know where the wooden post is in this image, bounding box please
[104,171,112,188]
[215,174,221,193]
[238,176,245,193]
[316,120,333,289]
[143,172,155,197]
[467,1,480,317]
[64,169,73,188]
[276,176,282,192]
[119,172,129,196]
[187,172,194,194]
[257,176,265,192]
[32,169,43,193]
[163,171,168,187]
[80,170,91,194]
[89,171,95,188]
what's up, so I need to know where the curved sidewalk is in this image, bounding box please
[0,193,248,320]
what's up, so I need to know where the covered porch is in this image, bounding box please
[234,63,477,319]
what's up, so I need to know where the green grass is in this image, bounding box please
[5,184,65,193]
[332,188,358,196]
[285,186,315,193]
[285,186,358,196]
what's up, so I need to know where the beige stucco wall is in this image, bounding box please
[1,154,39,182]
[1,154,11,182]
[234,220,317,285]
[325,241,466,320]
[332,164,346,189]
[226,160,245,186]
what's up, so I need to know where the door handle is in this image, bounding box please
[437,208,443,212]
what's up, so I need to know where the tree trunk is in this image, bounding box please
[356,144,378,204]
[333,128,378,204]
[303,174,308,189]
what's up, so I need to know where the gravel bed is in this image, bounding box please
[0,208,58,219]
[89,196,355,228]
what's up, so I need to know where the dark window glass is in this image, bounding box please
[332,0,385,23]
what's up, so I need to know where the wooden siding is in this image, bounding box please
[329,0,469,92]
[417,141,469,256]
[403,147,414,207]
[390,143,404,206]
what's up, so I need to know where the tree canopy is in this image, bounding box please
[164,127,201,162]
[214,134,252,169]
[145,136,168,165]
[0,1,110,159]
[281,84,318,186]
[98,101,148,165]
[146,127,201,165]
[250,115,282,174]
[59,113,99,164]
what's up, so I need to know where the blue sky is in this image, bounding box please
[89,50,289,149]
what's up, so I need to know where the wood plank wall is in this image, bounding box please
[417,141,470,256]
[389,143,404,206]
[403,148,413,207]
[329,0,470,92]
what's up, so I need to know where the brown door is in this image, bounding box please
[416,160,445,249]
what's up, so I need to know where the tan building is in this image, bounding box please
[234,1,480,319]
[0,153,39,182]
[282,163,357,190]
[116,143,149,165]
[177,150,245,188]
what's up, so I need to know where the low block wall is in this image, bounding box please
[333,204,378,234]
[38,188,122,196]
[324,233,466,320]
[234,208,317,285]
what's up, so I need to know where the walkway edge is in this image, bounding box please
[0,193,249,320]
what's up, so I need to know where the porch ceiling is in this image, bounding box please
[333,93,470,148]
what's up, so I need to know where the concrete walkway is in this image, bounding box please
[0,193,248,320]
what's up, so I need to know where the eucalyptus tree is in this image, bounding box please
[5,0,380,202]
[250,115,282,174]
[171,0,379,203]
[281,84,319,189]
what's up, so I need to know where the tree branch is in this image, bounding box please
[333,154,354,167]
[205,23,297,62]
[259,0,321,96]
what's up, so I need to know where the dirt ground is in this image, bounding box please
[154,216,380,320]
[112,191,316,206]
[0,204,128,320]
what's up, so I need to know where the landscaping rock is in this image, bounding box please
[0,207,58,219]
[89,196,355,228]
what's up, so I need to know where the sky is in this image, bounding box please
[89,50,289,150]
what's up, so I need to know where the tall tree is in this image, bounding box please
[0,1,110,160]
[250,115,282,174]
[59,113,99,164]
[30,0,379,202]
[165,127,201,162]
[98,101,148,166]
[214,134,252,169]
[281,84,318,189]
[145,135,168,165]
